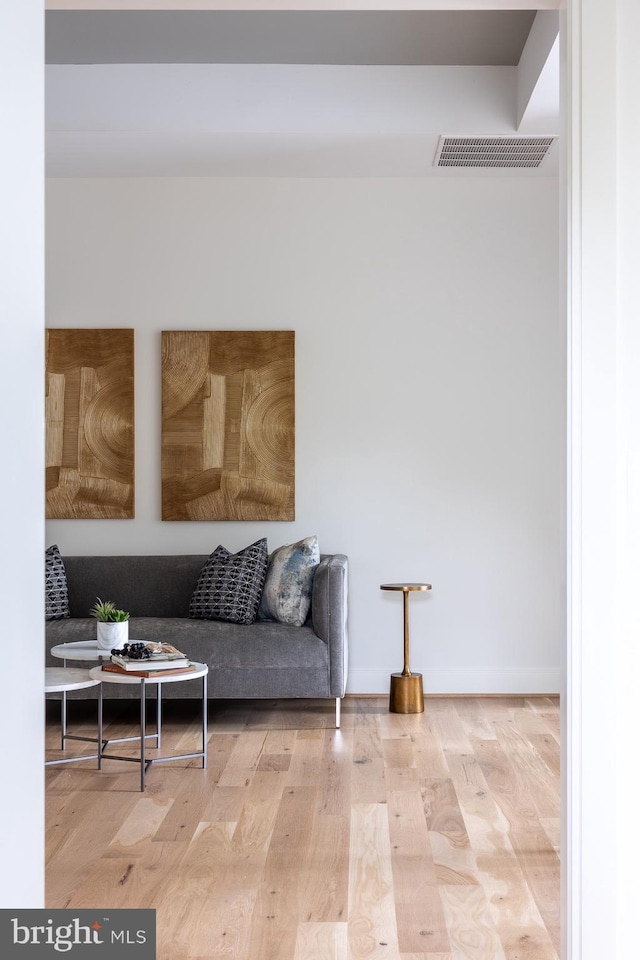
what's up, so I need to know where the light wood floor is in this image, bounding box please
[45,695,560,960]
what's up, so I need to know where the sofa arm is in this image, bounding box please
[312,554,348,697]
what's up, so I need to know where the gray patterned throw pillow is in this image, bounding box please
[189,538,268,624]
[258,535,320,626]
[45,544,70,621]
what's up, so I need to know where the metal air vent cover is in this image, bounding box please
[434,136,557,169]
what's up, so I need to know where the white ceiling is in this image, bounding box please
[45,9,560,178]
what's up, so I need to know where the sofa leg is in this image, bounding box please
[335,697,341,728]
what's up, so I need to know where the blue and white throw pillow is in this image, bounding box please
[45,544,70,621]
[189,538,268,624]
[258,535,320,627]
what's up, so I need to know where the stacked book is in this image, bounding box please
[102,641,195,678]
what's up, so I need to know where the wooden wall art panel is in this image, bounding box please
[162,331,294,521]
[46,329,134,519]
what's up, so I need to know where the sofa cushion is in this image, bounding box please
[46,616,333,700]
[63,555,206,618]
[45,544,70,621]
[258,535,320,626]
[189,538,268,624]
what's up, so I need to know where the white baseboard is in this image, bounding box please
[346,667,562,696]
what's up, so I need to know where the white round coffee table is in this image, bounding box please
[89,662,208,791]
[45,667,103,767]
[45,666,100,693]
[51,640,164,753]
[51,640,112,662]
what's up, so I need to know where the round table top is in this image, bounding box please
[51,640,111,661]
[89,662,208,686]
[45,667,101,693]
[380,583,432,592]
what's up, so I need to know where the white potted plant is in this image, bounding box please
[90,597,130,651]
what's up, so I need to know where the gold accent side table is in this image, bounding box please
[380,582,432,714]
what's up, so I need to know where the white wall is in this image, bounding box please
[46,63,519,179]
[0,0,44,909]
[567,0,640,957]
[46,176,562,694]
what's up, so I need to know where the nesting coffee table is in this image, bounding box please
[51,639,163,747]
[88,662,208,792]
[51,640,112,664]
[51,641,208,791]
[45,667,103,767]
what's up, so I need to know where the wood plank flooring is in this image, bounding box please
[45,696,560,960]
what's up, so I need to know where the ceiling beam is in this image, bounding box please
[516,10,559,133]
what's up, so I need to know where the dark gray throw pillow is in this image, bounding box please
[189,538,268,624]
[45,544,70,621]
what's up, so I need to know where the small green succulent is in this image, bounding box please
[90,597,130,622]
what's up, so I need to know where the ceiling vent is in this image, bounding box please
[434,136,557,169]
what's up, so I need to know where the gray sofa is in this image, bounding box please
[46,553,349,726]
